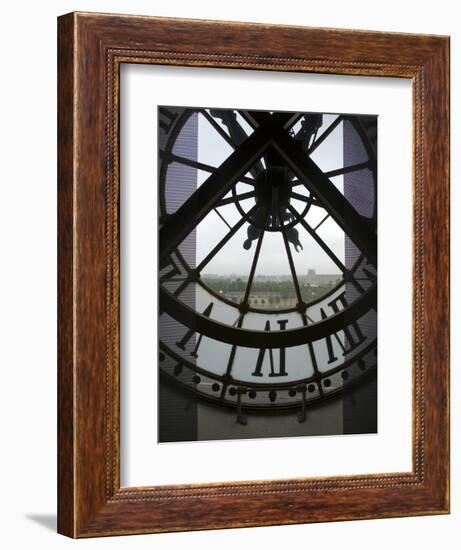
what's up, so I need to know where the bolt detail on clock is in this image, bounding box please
[158,105,377,442]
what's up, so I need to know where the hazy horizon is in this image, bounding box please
[202,271,342,278]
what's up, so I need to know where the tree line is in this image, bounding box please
[202,276,338,302]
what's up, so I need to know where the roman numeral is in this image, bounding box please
[362,266,377,283]
[159,251,193,300]
[159,254,181,283]
[353,260,377,286]
[159,107,179,134]
[252,319,288,377]
[175,302,214,357]
[321,292,366,364]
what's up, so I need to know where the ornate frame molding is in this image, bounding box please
[58,12,449,537]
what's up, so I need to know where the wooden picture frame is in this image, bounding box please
[57,12,450,537]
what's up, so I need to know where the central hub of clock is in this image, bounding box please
[254,167,292,209]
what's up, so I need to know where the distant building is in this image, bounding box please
[304,269,340,286]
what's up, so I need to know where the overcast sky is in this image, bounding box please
[193,111,346,277]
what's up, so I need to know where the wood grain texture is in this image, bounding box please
[57,11,450,538]
[57,13,75,538]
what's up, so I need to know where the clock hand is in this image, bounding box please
[286,203,345,272]
[292,113,323,151]
[308,115,344,154]
[286,226,303,252]
[196,204,259,272]
[159,284,376,349]
[278,207,303,308]
[242,211,268,306]
[243,206,266,250]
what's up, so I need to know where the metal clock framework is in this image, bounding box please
[158,106,377,425]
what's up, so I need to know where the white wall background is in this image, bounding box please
[0,1,457,548]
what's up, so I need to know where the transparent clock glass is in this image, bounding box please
[158,106,377,443]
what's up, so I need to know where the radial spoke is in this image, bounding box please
[200,109,237,149]
[314,212,330,231]
[213,208,232,230]
[290,191,322,208]
[286,204,346,273]
[290,191,311,203]
[160,150,215,172]
[216,190,256,207]
[160,150,255,185]
[242,212,268,305]
[208,109,264,178]
[196,204,259,273]
[310,127,320,149]
[308,115,343,154]
[323,161,370,179]
[278,208,303,305]
[238,110,259,130]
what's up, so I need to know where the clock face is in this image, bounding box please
[158,106,377,439]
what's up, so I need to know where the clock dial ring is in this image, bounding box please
[160,338,377,389]
[160,282,376,350]
[159,338,377,411]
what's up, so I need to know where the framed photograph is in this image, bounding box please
[58,12,450,537]
[156,103,378,442]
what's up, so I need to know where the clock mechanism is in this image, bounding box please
[158,106,377,432]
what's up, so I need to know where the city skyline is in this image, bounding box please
[202,269,342,279]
